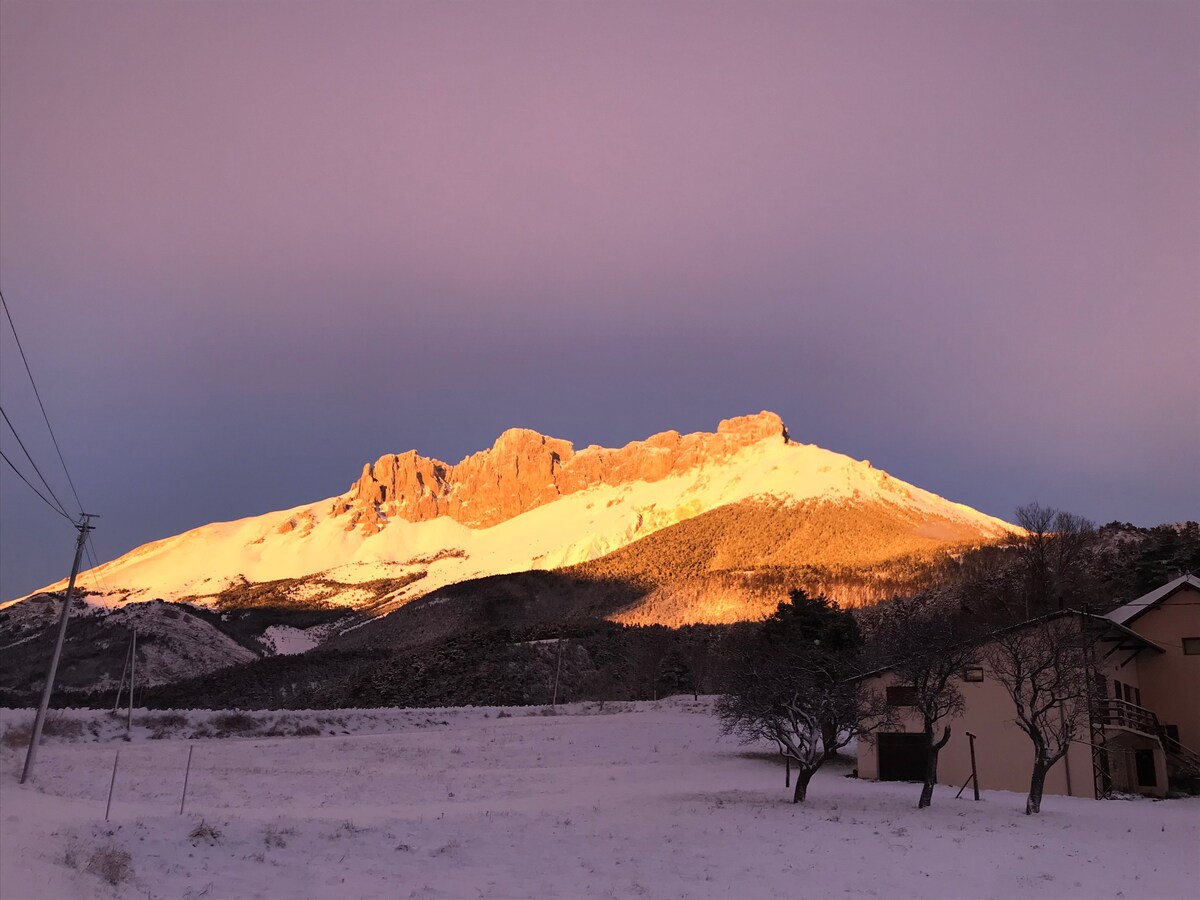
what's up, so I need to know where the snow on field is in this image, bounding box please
[1,700,1196,899]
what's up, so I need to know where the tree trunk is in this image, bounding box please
[792,766,815,803]
[919,726,951,809]
[918,765,937,808]
[1026,759,1049,815]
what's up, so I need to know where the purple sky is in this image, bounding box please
[2,1,1197,600]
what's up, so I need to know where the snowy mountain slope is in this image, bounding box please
[0,596,258,691]
[8,413,1014,622]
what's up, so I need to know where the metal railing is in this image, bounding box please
[1160,730,1200,774]
[1091,698,1200,774]
[1090,697,1161,736]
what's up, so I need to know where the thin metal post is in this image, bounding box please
[105,749,120,822]
[126,627,137,734]
[955,773,974,799]
[180,745,194,815]
[968,731,980,800]
[112,637,131,714]
[551,637,565,706]
[21,515,95,784]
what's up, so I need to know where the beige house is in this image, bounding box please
[856,574,1200,799]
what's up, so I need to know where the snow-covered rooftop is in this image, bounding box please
[1105,573,1200,626]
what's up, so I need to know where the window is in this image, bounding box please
[1133,687,1142,707]
[1183,638,1200,655]
[1123,683,1135,703]
[886,686,918,707]
[962,666,985,683]
[1114,679,1124,700]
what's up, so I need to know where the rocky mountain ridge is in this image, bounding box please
[0,410,1032,696]
[337,412,790,533]
[6,411,1016,623]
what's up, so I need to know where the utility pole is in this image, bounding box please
[21,515,96,784]
[126,627,137,733]
[112,636,131,713]
[551,636,565,707]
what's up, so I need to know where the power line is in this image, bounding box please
[84,532,113,597]
[0,404,72,517]
[0,289,84,514]
[0,447,72,521]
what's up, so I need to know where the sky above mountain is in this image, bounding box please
[1,0,1197,600]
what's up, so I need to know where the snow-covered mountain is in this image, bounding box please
[9,412,1015,621]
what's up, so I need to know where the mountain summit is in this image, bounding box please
[11,412,1014,622]
[338,412,790,533]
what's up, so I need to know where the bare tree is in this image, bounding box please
[874,601,982,808]
[677,627,717,701]
[1013,504,1097,617]
[718,591,884,803]
[983,614,1092,814]
[627,625,674,700]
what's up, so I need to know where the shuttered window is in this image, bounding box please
[886,686,918,707]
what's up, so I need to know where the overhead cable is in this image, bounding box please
[0,405,72,518]
[0,447,73,520]
[0,289,85,514]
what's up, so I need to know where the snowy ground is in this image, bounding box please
[1,700,1196,899]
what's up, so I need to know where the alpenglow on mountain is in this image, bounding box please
[14,412,1015,625]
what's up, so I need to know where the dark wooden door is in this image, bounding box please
[877,733,926,782]
[1134,749,1157,787]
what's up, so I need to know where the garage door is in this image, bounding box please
[877,733,926,782]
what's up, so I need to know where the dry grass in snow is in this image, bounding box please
[1,700,1196,899]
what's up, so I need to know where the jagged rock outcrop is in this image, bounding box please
[338,411,790,531]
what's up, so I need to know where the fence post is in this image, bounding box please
[126,628,136,734]
[180,745,194,815]
[105,749,120,822]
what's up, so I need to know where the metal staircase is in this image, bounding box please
[1159,729,1200,777]
[1089,697,1200,792]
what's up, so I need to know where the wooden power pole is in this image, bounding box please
[21,514,95,784]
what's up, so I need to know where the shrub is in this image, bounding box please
[189,820,222,845]
[86,846,133,886]
[263,825,293,849]
[143,712,188,739]
[210,712,258,734]
[1,714,84,749]
[0,724,28,750]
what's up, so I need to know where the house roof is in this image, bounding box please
[1105,573,1200,627]
[856,607,1163,681]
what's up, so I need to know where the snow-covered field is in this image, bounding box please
[2,700,1196,899]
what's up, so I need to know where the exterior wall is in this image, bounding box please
[1125,584,1200,751]
[1102,646,1141,699]
[1103,730,1169,795]
[857,669,1095,799]
[856,586,1198,800]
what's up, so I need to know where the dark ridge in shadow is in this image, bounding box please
[326,570,649,652]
